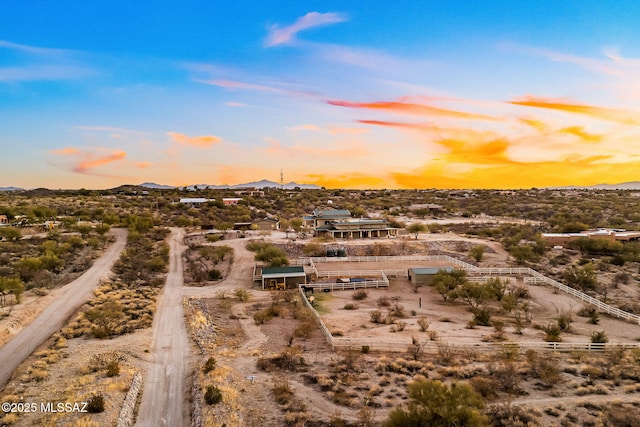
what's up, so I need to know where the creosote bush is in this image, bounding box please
[86,394,105,413]
[204,385,223,405]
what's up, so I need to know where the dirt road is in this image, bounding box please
[137,228,190,427]
[0,228,128,390]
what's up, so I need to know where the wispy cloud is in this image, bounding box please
[0,40,73,57]
[265,12,347,47]
[49,147,127,175]
[0,40,94,82]
[329,98,496,121]
[225,102,250,107]
[167,132,221,147]
[198,78,314,98]
[286,124,370,135]
[509,95,640,125]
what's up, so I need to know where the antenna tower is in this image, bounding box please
[280,169,284,190]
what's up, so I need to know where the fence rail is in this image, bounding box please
[331,337,640,353]
[291,255,640,325]
[303,280,389,291]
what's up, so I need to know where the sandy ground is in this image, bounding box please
[4,227,640,426]
[0,228,127,389]
[137,228,191,427]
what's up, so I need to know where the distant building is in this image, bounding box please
[542,228,640,246]
[222,198,242,206]
[179,198,212,207]
[303,209,398,239]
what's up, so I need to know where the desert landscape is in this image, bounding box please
[1,187,640,426]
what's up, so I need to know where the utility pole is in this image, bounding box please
[280,169,284,190]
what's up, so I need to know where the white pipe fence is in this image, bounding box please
[290,255,640,325]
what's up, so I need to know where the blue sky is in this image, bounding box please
[3,1,640,189]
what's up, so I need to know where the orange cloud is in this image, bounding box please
[49,146,128,175]
[167,132,221,147]
[73,151,126,174]
[304,173,386,189]
[558,126,602,143]
[135,162,151,169]
[49,147,80,155]
[509,96,640,125]
[328,99,496,121]
[391,155,634,189]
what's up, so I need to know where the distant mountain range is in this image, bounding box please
[140,179,322,190]
[0,186,23,191]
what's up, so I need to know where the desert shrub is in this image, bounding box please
[272,375,293,405]
[257,347,305,372]
[417,317,430,332]
[542,323,562,342]
[469,376,498,399]
[234,288,250,301]
[86,394,105,413]
[390,301,407,318]
[390,321,406,332]
[353,289,368,300]
[343,303,358,310]
[555,310,573,332]
[384,379,487,427]
[105,361,120,377]
[368,310,383,324]
[203,357,216,373]
[253,306,280,324]
[591,330,609,343]
[377,296,391,307]
[208,269,222,280]
[204,385,223,405]
[473,307,492,326]
[293,321,315,338]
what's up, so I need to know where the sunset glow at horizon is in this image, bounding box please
[3,2,640,189]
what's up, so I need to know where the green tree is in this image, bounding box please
[431,269,467,302]
[563,263,598,291]
[75,223,93,237]
[0,226,22,241]
[469,245,485,262]
[407,223,428,239]
[509,244,536,265]
[384,379,488,427]
[0,277,25,304]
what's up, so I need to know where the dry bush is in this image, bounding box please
[352,289,368,300]
[257,346,305,372]
[377,296,391,307]
[272,375,293,405]
[417,317,430,332]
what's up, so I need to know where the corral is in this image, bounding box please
[291,255,640,354]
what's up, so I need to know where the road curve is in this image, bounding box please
[136,228,190,427]
[0,228,128,390]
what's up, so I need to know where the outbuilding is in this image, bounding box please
[408,267,455,286]
[260,266,307,290]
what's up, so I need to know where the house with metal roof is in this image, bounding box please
[303,209,398,239]
[179,198,212,207]
[259,266,307,289]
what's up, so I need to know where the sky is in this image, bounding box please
[3,1,640,190]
